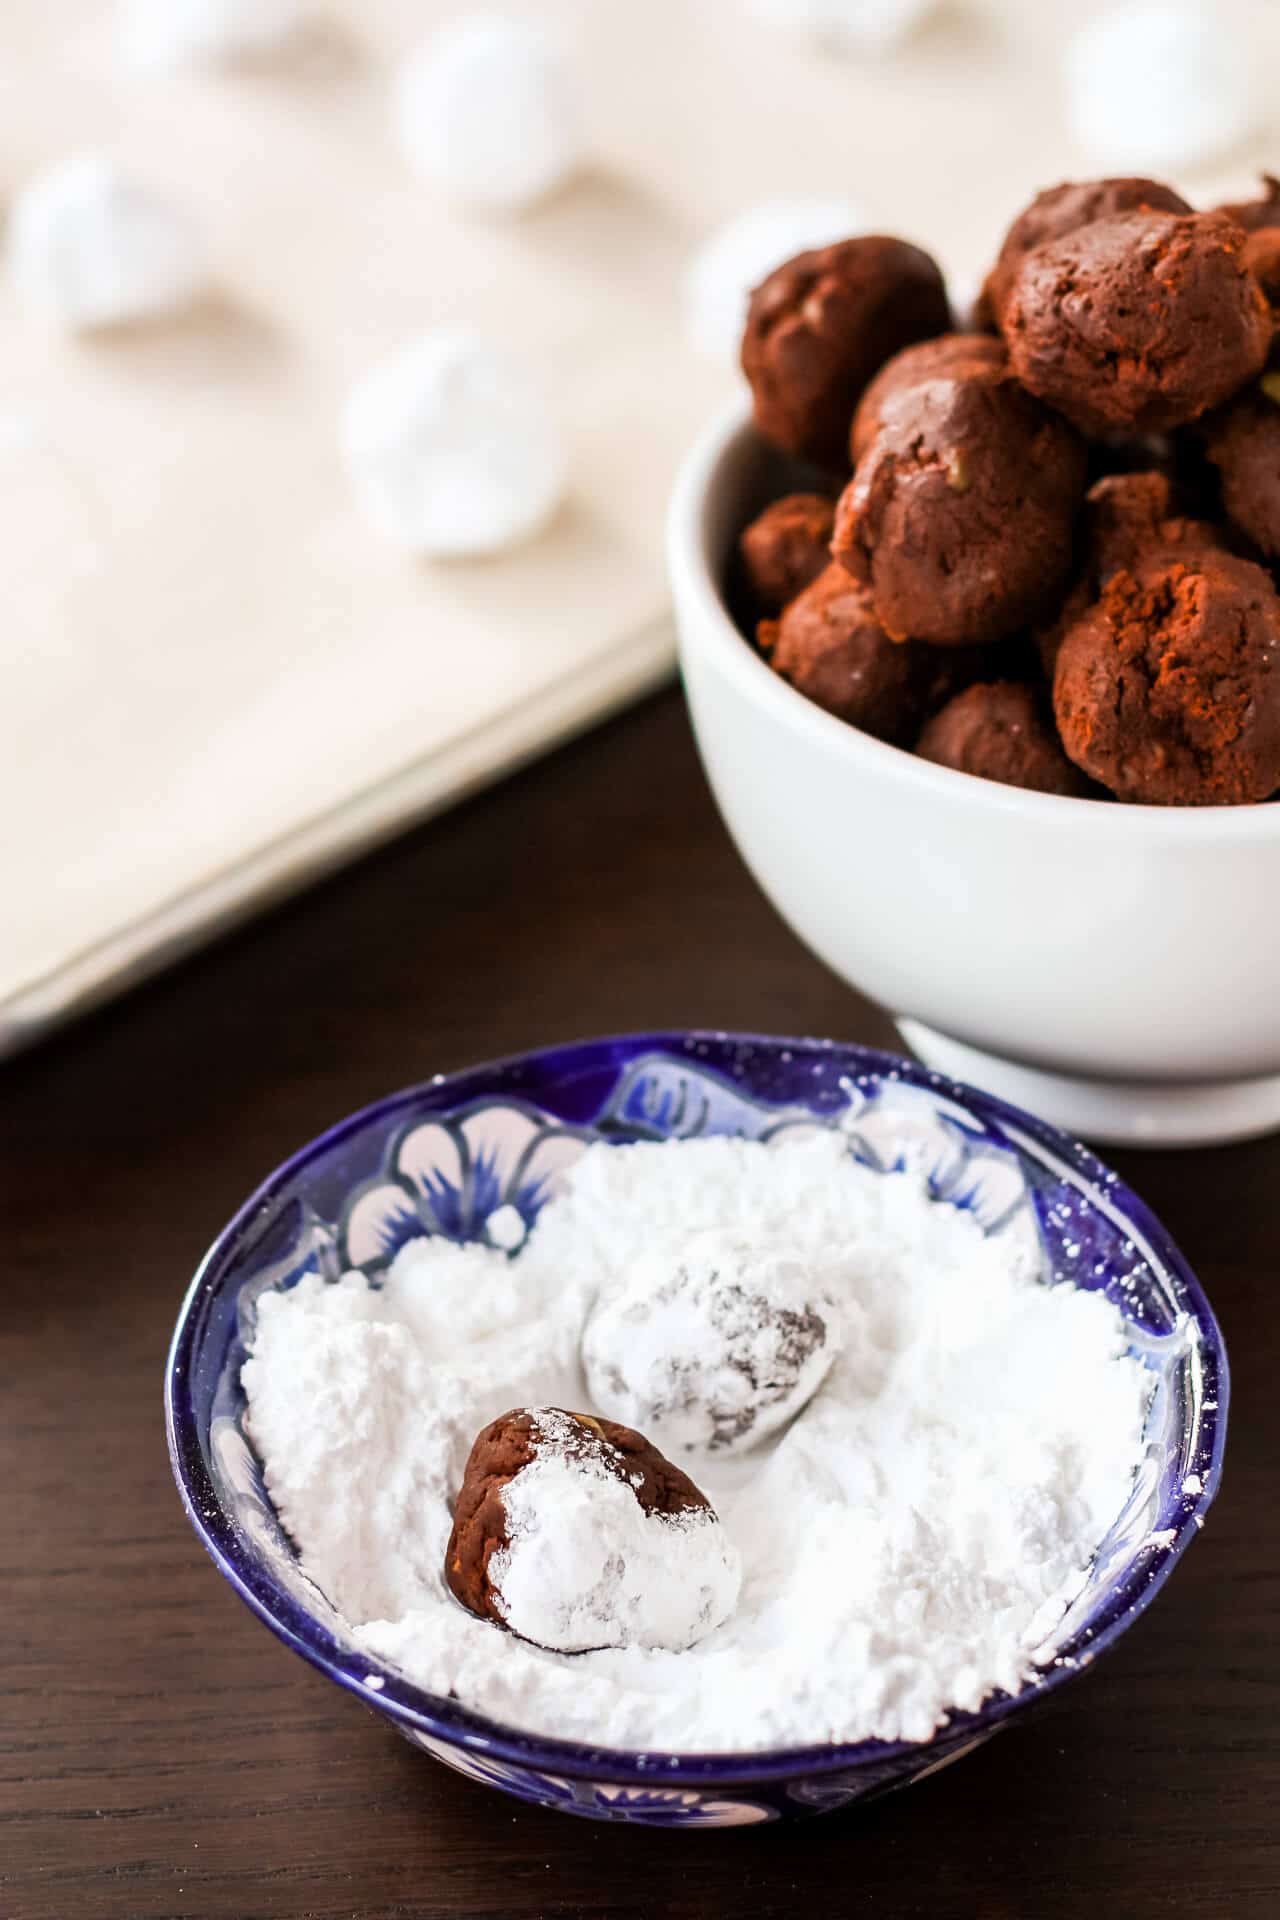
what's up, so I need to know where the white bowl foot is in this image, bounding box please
[896,1019,1280,1149]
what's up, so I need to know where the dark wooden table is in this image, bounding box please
[5,690,1278,1920]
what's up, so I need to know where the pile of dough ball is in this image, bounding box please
[735,176,1280,806]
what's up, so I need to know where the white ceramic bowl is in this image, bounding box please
[669,399,1280,1147]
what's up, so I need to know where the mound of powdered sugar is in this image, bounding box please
[241,1131,1151,1751]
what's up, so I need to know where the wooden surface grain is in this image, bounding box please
[4,690,1278,1920]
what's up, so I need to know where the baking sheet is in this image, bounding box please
[4,0,1275,1052]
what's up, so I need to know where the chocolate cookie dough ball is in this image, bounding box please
[739,492,835,610]
[761,564,973,741]
[1034,470,1230,677]
[1004,209,1272,436]
[982,176,1190,328]
[741,235,950,469]
[582,1230,842,1457]
[445,1407,740,1652]
[1201,371,1280,558]
[917,680,1093,797]
[833,366,1086,646]
[1054,552,1280,804]
[850,332,1006,464]
[1215,174,1280,232]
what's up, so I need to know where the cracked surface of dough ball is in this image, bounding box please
[981,176,1190,329]
[1034,469,1228,676]
[1003,209,1272,436]
[1054,551,1280,804]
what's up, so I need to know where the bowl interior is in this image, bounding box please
[167,1032,1226,1782]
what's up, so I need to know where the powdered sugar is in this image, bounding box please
[488,1410,741,1653]
[242,1131,1151,1753]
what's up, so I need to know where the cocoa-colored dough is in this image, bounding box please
[832,364,1086,646]
[1215,174,1280,233]
[741,235,950,469]
[1243,228,1280,312]
[850,332,1006,464]
[1080,470,1228,579]
[1201,371,1280,559]
[1004,209,1272,436]
[738,492,835,610]
[1054,551,1280,804]
[982,176,1190,328]
[917,679,1094,797]
[1034,470,1229,677]
[760,563,974,741]
[445,1408,712,1629]
[966,282,999,335]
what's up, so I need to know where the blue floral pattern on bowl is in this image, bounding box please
[166,1033,1228,1827]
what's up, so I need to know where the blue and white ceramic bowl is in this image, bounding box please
[166,1033,1227,1827]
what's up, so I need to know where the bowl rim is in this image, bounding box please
[669,396,1280,841]
[165,1028,1229,1785]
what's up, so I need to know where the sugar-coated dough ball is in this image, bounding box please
[747,0,935,54]
[394,15,583,214]
[582,1230,843,1456]
[684,196,866,364]
[1064,3,1255,173]
[342,331,566,558]
[10,154,208,331]
[118,0,308,70]
[446,1408,740,1653]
